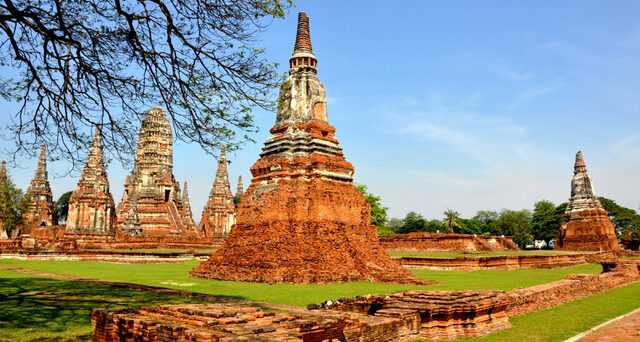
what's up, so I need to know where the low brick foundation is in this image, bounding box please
[380,232,520,252]
[399,253,593,270]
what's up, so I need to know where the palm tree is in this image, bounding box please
[443,209,465,234]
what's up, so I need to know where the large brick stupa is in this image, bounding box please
[556,151,620,251]
[191,13,422,284]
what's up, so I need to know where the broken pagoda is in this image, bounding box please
[198,145,236,237]
[557,151,620,251]
[66,126,117,235]
[117,106,196,236]
[191,12,421,284]
[24,144,55,226]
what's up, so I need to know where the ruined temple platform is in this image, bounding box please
[380,232,520,252]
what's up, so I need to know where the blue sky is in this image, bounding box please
[1,1,639,221]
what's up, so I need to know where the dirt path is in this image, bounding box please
[0,266,301,311]
[563,307,640,342]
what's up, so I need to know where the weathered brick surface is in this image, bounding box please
[380,232,519,252]
[557,151,620,251]
[191,12,421,285]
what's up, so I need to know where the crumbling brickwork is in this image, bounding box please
[66,126,117,235]
[198,146,236,237]
[381,232,520,252]
[557,151,620,251]
[116,107,196,237]
[23,144,55,227]
[191,12,421,284]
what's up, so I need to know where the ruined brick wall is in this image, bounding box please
[398,253,591,270]
[380,232,520,251]
[506,261,639,316]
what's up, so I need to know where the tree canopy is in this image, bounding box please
[443,209,465,233]
[356,184,389,230]
[0,0,293,168]
[54,191,73,224]
[0,165,30,237]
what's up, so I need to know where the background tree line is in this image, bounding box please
[357,185,640,249]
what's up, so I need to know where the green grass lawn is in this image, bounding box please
[387,250,593,258]
[0,259,601,306]
[0,269,209,341]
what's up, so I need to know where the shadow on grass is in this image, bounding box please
[0,277,214,341]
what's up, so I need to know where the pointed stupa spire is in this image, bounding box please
[182,181,194,216]
[236,175,243,197]
[574,150,586,171]
[0,160,7,186]
[25,144,54,226]
[209,145,231,198]
[289,12,317,71]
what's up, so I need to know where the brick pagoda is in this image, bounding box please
[66,126,117,235]
[24,144,55,226]
[180,181,196,228]
[235,175,243,198]
[117,106,196,236]
[198,145,236,237]
[557,151,620,251]
[191,13,421,284]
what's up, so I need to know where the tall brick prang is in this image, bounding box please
[24,144,55,226]
[66,126,117,235]
[557,151,620,251]
[180,181,196,228]
[191,13,422,284]
[116,107,196,236]
[198,145,236,237]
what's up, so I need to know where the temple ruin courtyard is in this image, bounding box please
[0,5,639,342]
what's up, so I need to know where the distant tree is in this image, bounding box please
[531,200,558,245]
[398,211,426,234]
[424,219,444,233]
[0,168,30,237]
[472,210,499,235]
[383,217,403,235]
[356,185,389,229]
[494,209,533,248]
[443,209,465,233]
[54,191,73,224]
[233,195,241,209]
[599,197,640,246]
[459,218,483,235]
[0,0,293,169]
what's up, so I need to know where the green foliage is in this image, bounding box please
[531,200,565,244]
[398,211,427,234]
[472,210,500,235]
[356,185,389,229]
[54,191,73,224]
[0,168,30,237]
[493,209,533,248]
[233,195,241,209]
[384,218,403,235]
[443,209,465,233]
[424,219,444,233]
[599,197,640,242]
